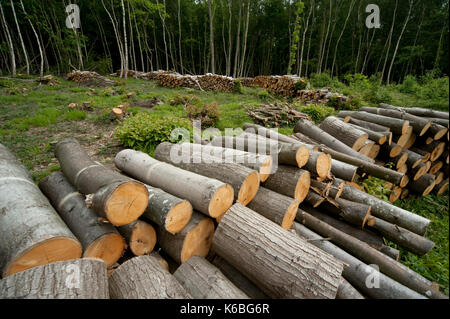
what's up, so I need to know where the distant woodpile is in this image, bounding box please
[67,70,115,87]
[246,103,313,127]
[297,88,350,105]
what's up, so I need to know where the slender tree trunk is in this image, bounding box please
[226,0,233,76]
[380,0,398,84]
[239,0,250,77]
[208,0,215,74]
[20,0,43,77]
[156,0,169,70]
[0,1,16,76]
[233,0,242,77]
[298,0,313,76]
[121,0,128,79]
[177,0,184,73]
[10,0,29,75]
[102,0,124,77]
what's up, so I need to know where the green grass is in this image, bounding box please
[0,74,448,295]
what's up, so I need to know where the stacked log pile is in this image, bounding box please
[252,75,299,96]
[245,102,313,127]
[157,72,237,93]
[296,88,349,105]
[66,70,115,87]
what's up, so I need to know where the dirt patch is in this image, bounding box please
[130,97,164,109]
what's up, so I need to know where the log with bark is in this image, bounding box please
[338,111,410,135]
[109,255,191,299]
[321,198,371,228]
[378,103,449,120]
[409,162,428,181]
[367,216,435,256]
[404,149,426,168]
[0,259,109,299]
[39,172,125,267]
[420,140,446,162]
[212,203,344,299]
[263,165,310,203]
[310,179,345,199]
[336,277,365,299]
[331,159,358,182]
[409,174,436,196]
[156,211,215,264]
[305,191,326,208]
[342,116,391,132]
[348,123,390,145]
[0,144,82,277]
[142,185,192,235]
[55,138,148,226]
[173,256,249,299]
[319,116,369,151]
[115,149,233,218]
[435,178,449,196]
[294,118,373,161]
[247,186,299,229]
[118,220,156,256]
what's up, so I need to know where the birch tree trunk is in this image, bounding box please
[10,0,29,75]
[233,0,242,77]
[0,1,16,77]
[20,0,42,76]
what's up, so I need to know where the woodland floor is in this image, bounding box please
[0,75,448,295]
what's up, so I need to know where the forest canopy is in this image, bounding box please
[0,0,448,83]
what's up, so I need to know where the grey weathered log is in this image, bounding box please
[295,209,445,299]
[173,256,249,299]
[109,255,192,299]
[211,255,269,299]
[294,222,426,299]
[293,132,320,145]
[243,122,304,144]
[247,187,299,229]
[154,142,259,206]
[339,184,430,235]
[330,159,358,182]
[55,138,148,226]
[212,203,344,299]
[115,149,233,218]
[409,173,436,196]
[367,216,435,256]
[305,191,326,208]
[378,103,449,120]
[39,172,125,267]
[424,117,449,126]
[321,198,371,228]
[142,185,192,235]
[263,165,310,203]
[294,118,373,161]
[319,116,369,151]
[338,111,410,135]
[0,143,82,277]
[0,259,109,299]
[348,123,389,144]
[341,116,391,132]
[336,278,365,299]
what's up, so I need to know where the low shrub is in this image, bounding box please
[296,104,335,124]
[186,101,221,127]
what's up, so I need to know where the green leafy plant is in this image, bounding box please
[294,78,308,91]
[186,102,221,127]
[296,104,335,123]
[233,79,243,94]
[64,110,87,121]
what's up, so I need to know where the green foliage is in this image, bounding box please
[115,113,192,153]
[64,110,87,121]
[25,107,61,128]
[363,85,393,104]
[344,73,371,89]
[296,104,335,123]
[233,79,243,94]
[294,78,308,90]
[186,102,221,127]
[169,94,200,106]
[257,89,271,101]
[309,72,343,89]
[287,1,305,74]
[398,75,418,94]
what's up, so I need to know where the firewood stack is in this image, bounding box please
[238,77,254,87]
[296,88,349,105]
[1,109,448,299]
[245,102,313,127]
[36,75,59,86]
[67,70,115,87]
[252,75,299,96]
[157,73,237,93]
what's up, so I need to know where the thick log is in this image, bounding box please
[294,223,425,299]
[322,198,371,228]
[178,141,274,181]
[115,149,233,218]
[211,255,269,299]
[0,144,82,277]
[389,186,402,203]
[331,159,358,182]
[118,220,156,256]
[419,141,446,162]
[379,142,403,159]
[306,151,332,179]
[109,255,191,299]
[404,149,425,168]
[378,103,449,120]
[247,187,299,229]
[434,172,444,185]
[296,209,445,299]
[0,259,108,299]
[55,138,148,226]
[294,118,373,161]
[150,251,170,271]
[342,116,391,132]
[173,256,249,299]
[435,178,449,196]
[336,278,365,299]
[39,172,125,267]
[314,146,407,185]
[339,184,430,235]
[424,117,449,127]
[358,140,375,157]
[348,123,389,144]
[367,217,435,256]
[361,106,432,136]
[403,133,417,149]
[154,142,259,206]
[410,146,431,161]
[409,174,436,196]
[338,111,410,135]
[212,203,344,298]
[156,211,215,264]
[263,165,310,203]
[319,116,369,151]
[142,185,192,235]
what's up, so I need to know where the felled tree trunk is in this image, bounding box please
[322,198,371,228]
[409,174,436,196]
[319,116,369,151]
[330,159,358,182]
[0,144,81,277]
[173,256,249,299]
[247,186,299,229]
[0,259,109,299]
[109,255,191,299]
[342,116,391,132]
[118,220,156,256]
[212,203,344,299]
[305,191,325,207]
[348,123,390,145]
[156,211,215,264]
[336,278,365,299]
[435,178,449,196]
[115,149,233,218]
[39,172,125,267]
[263,165,310,203]
[154,142,259,206]
[378,103,449,120]
[142,185,192,235]
[55,138,148,226]
[338,111,410,135]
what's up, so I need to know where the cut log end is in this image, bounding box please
[433,127,448,140]
[295,170,311,203]
[379,135,387,145]
[431,142,446,162]
[296,146,310,168]
[400,175,410,188]
[437,180,449,196]
[259,157,273,182]
[390,145,403,158]
[180,218,215,263]
[84,233,125,267]
[104,181,149,226]
[129,221,157,256]
[237,171,260,206]
[353,133,369,151]
[281,200,300,230]
[208,184,234,218]
[389,186,402,203]
[396,153,408,169]
[420,122,432,137]
[423,181,437,196]
[429,162,443,175]
[400,188,409,200]
[165,201,193,234]
[413,165,428,181]
[317,153,332,179]
[4,237,82,277]
[401,122,410,135]
[368,144,381,159]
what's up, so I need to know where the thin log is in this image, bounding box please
[378,103,449,120]
[409,174,436,196]
[348,123,388,144]
[322,198,371,228]
[118,220,156,256]
[435,178,449,196]
[342,116,391,132]
[331,159,358,182]
[305,191,326,208]
[338,111,410,135]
